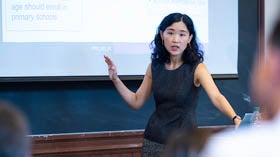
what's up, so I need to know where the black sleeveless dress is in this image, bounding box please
[144,61,201,144]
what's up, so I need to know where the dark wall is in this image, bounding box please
[0,0,258,135]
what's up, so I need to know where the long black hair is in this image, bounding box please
[150,13,204,65]
[269,17,280,49]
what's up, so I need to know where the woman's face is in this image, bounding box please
[161,21,193,57]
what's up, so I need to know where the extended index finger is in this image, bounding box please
[104,55,110,62]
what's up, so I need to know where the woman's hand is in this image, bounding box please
[234,118,242,128]
[104,55,118,80]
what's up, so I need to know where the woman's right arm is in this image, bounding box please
[104,55,152,110]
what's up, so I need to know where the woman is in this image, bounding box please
[104,13,241,156]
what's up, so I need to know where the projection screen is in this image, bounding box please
[0,0,238,81]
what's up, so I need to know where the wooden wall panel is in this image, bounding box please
[29,126,232,157]
[30,130,143,157]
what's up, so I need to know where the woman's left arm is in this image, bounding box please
[194,63,242,126]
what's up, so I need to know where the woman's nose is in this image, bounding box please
[172,34,180,42]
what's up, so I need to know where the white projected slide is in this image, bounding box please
[0,0,237,79]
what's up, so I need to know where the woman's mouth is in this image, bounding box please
[171,45,179,51]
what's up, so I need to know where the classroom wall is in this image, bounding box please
[0,0,258,135]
